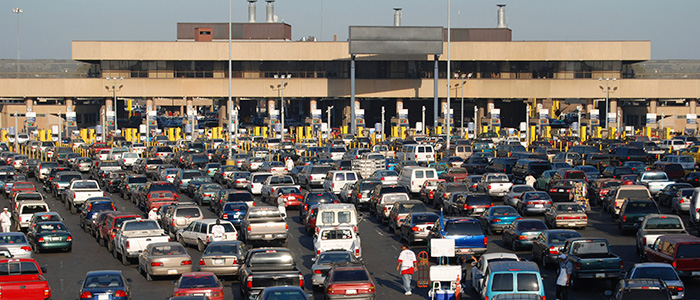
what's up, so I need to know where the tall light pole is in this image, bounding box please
[599,77,617,131]
[105,76,124,135]
[446,0,452,152]
[327,106,334,139]
[12,8,22,78]
[454,72,472,135]
[228,0,234,160]
[382,106,386,141]
[421,106,426,134]
[270,74,291,138]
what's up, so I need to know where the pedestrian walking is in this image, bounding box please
[285,157,294,171]
[148,207,159,220]
[556,253,573,300]
[397,244,417,295]
[525,173,537,188]
[0,207,11,233]
[277,195,287,217]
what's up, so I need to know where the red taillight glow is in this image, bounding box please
[151,262,163,266]
[199,259,206,265]
[80,291,92,299]
[181,260,192,265]
[549,246,559,255]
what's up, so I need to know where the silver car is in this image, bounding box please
[504,184,536,207]
[311,250,360,286]
[627,262,684,300]
[0,232,32,258]
[198,241,247,276]
[671,188,693,214]
[516,191,553,216]
[137,242,192,281]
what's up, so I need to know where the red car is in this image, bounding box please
[273,187,303,208]
[324,264,375,299]
[173,272,224,300]
[439,167,469,182]
[144,191,178,211]
[10,181,37,199]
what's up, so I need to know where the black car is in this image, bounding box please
[681,171,700,187]
[601,166,635,179]
[610,147,649,164]
[657,183,694,207]
[451,193,492,216]
[546,179,580,202]
[464,156,489,175]
[610,278,672,300]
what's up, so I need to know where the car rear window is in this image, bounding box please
[516,273,540,292]
[513,186,535,193]
[517,221,547,231]
[13,183,35,189]
[625,202,658,214]
[128,177,148,184]
[73,181,99,189]
[0,261,40,275]
[332,269,369,282]
[676,244,700,258]
[178,275,218,289]
[175,208,201,218]
[252,174,272,183]
[249,250,294,267]
[399,203,427,213]
[21,205,48,214]
[491,273,513,292]
[444,221,483,235]
[122,220,160,230]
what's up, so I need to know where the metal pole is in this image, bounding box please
[381,107,386,141]
[228,0,233,160]
[13,8,22,78]
[577,107,581,137]
[14,110,18,151]
[327,106,333,139]
[113,80,118,134]
[446,0,451,151]
[460,83,464,134]
[434,55,439,129]
[605,79,609,131]
[58,109,62,142]
[422,106,426,134]
[281,83,285,138]
[525,105,530,145]
[350,55,356,135]
[146,109,150,143]
[473,105,478,140]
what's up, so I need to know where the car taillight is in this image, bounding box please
[622,215,627,222]
[575,262,581,270]
[412,226,421,232]
[549,246,559,255]
[355,248,360,257]
[247,225,251,232]
[38,237,45,243]
[151,262,164,266]
[672,261,677,268]
[620,261,624,269]
[80,291,93,299]
[642,237,646,246]
[126,241,130,249]
[299,273,304,287]
[67,236,72,242]
[491,219,501,223]
[20,246,31,252]
[181,260,192,265]
[518,235,526,240]
[314,269,322,274]
[199,259,206,265]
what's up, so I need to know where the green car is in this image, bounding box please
[27,221,72,253]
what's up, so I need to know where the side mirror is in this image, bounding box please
[41,267,47,273]
[126,278,133,283]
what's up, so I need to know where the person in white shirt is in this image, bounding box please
[285,157,295,172]
[396,244,418,295]
[0,207,11,233]
[525,173,537,188]
[211,219,226,242]
[148,208,159,220]
[277,195,287,217]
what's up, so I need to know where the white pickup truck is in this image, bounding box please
[477,173,513,199]
[635,171,674,196]
[313,226,362,259]
[113,219,170,266]
[64,180,104,214]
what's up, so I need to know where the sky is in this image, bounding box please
[1,0,700,60]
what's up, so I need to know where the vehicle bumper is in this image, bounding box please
[620,222,641,231]
[455,247,487,256]
[574,271,623,280]
[312,273,327,286]
[488,224,508,233]
[489,192,508,197]
[554,220,588,228]
[514,240,535,249]
[676,270,700,277]
[150,265,193,276]
[309,180,324,186]
[409,232,430,242]
[36,241,72,250]
[247,233,288,241]
[326,294,375,300]
[197,265,240,276]
[524,207,548,214]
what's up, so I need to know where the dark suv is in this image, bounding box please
[610,278,672,300]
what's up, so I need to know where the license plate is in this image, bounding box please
[213,259,224,265]
[346,289,357,295]
[97,295,109,300]
[595,273,605,278]
[559,189,564,193]
[51,237,61,241]
[475,208,484,212]
[168,269,178,275]
[264,234,273,239]
[457,249,473,254]
[535,204,543,208]
[193,293,205,296]
[568,223,577,227]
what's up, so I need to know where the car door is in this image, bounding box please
[182,222,197,244]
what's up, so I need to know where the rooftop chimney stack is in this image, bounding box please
[393,8,402,26]
[497,4,507,28]
[248,0,257,23]
[266,0,275,23]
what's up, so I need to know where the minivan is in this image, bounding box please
[478,261,545,300]
[397,167,439,194]
[323,171,359,195]
[314,203,359,233]
[512,159,553,183]
[397,144,435,163]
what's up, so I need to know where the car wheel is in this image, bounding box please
[511,240,518,251]
[121,250,130,266]
[111,244,118,259]
[541,252,548,268]
[197,240,205,252]
[177,235,185,246]
[65,247,71,253]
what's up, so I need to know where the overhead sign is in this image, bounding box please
[491,109,500,120]
[399,109,409,120]
[312,109,322,120]
[66,111,76,122]
[646,113,657,124]
[26,112,36,123]
[590,109,600,120]
[539,109,549,120]
[349,26,443,55]
[688,114,697,125]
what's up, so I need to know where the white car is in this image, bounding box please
[246,172,273,195]
[313,226,362,259]
[120,152,140,169]
[16,134,29,144]
[370,170,399,185]
[504,184,536,207]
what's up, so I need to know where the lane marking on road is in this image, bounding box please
[374,229,384,236]
[391,244,398,250]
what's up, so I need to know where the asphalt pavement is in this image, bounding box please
[15,175,700,300]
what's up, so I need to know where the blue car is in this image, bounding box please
[79,270,131,300]
[502,219,548,251]
[428,218,487,256]
[219,202,248,227]
[478,206,522,235]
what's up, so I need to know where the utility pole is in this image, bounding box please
[421,106,426,135]
[13,110,18,151]
[446,0,452,152]
[327,106,334,139]
[12,8,22,78]
[58,109,62,142]
[382,106,386,141]
[473,105,478,140]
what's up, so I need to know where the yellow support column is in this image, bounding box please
[610,127,616,139]
[400,127,406,139]
[1,130,6,143]
[529,126,536,144]
[581,126,587,142]
[175,128,182,140]
[436,126,442,135]
[262,127,268,138]
[357,126,364,138]
[545,127,551,139]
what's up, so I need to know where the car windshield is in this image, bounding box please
[249,251,294,267]
[178,275,219,288]
[13,183,34,189]
[21,205,48,214]
[36,223,67,232]
[151,244,187,255]
[524,192,550,200]
[83,274,123,288]
[252,175,272,183]
[248,209,283,220]
[489,174,509,182]
[444,222,483,235]
[332,269,369,282]
[631,267,679,281]
[204,243,241,255]
[549,231,582,243]
[16,194,42,201]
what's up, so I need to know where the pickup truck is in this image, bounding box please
[636,214,687,257]
[241,206,289,246]
[113,219,170,266]
[0,258,51,300]
[562,238,624,289]
[313,226,362,259]
[477,173,513,199]
[238,247,304,299]
[260,175,299,202]
[64,180,104,214]
[635,171,674,197]
[606,185,653,217]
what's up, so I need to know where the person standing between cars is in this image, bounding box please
[397,244,417,295]
[556,253,573,300]
[211,219,226,242]
[0,207,11,232]
[277,194,287,217]
[148,207,159,220]
[285,156,294,172]
[525,173,537,188]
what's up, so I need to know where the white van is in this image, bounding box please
[397,167,438,193]
[323,171,359,195]
[246,172,273,195]
[398,144,435,163]
[314,203,359,233]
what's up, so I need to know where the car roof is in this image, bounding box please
[488,261,539,272]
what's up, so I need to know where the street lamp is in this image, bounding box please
[327,106,334,139]
[453,72,472,135]
[446,0,452,152]
[599,77,617,132]
[12,8,22,78]
[228,0,234,160]
[105,76,124,135]
[270,74,291,138]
